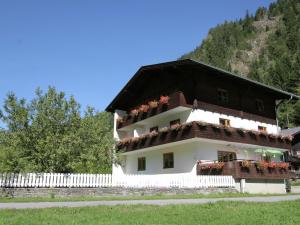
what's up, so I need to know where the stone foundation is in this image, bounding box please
[0,187,237,198]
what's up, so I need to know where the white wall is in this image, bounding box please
[121,139,270,175]
[114,109,127,140]
[187,109,278,134]
[125,142,198,175]
[243,179,286,194]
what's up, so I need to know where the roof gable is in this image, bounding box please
[106,59,299,112]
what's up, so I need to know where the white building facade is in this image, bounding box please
[107,59,297,193]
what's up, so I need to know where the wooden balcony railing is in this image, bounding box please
[117,121,292,152]
[117,92,191,129]
[197,160,291,180]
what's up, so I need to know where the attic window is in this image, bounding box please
[258,126,267,132]
[219,118,230,127]
[256,99,265,112]
[217,89,228,103]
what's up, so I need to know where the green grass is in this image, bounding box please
[0,192,292,203]
[1,200,300,225]
[291,180,300,186]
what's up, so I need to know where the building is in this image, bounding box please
[280,127,300,176]
[106,59,299,193]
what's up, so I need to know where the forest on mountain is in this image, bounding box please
[181,0,300,127]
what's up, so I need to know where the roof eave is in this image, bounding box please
[105,59,300,112]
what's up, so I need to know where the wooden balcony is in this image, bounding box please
[197,161,291,180]
[117,92,191,129]
[117,121,292,153]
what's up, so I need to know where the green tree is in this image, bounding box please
[0,87,114,173]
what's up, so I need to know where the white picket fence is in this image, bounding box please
[0,173,235,188]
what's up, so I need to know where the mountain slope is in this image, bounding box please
[180,0,300,127]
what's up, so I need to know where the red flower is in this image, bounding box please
[268,161,277,169]
[159,96,170,105]
[139,104,149,113]
[277,162,289,170]
[255,161,269,170]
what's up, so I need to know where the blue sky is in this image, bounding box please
[0,0,275,123]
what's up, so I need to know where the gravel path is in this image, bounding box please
[1,195,300,209]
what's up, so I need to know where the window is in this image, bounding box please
[258,126,267,132]
[217,89,228,103]
[163,153,174,169]
[150,126,158,132]
[170,119,181,128]
[218,151,236,162]
[256,99,264,112]
[138,157,146,171]
[219,118,230,127]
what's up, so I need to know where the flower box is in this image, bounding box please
[159,127,169,133]
[148,100,159,108]
[276,162,289,170]
[130,109,139,117]
[268,133,277,139]
[170,123,181,131]
[268,161,277,169]
[255,161,269,170]
[240,160,252,168]
[258,131,268,137]
[249,130,259,136]
[159,95,170,105]
[148,130,159,138]
[139,104,149,113]
[131,137,140,143]
[199,162,225,170]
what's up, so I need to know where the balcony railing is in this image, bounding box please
[117,92,191,129]
[197,160,291,180]
[117,121,292,152]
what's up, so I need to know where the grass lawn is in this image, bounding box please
[0,192,292,203]
[291,180,300,186]
[1,200,300,225]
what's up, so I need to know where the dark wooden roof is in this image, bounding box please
[106,59,299,112]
